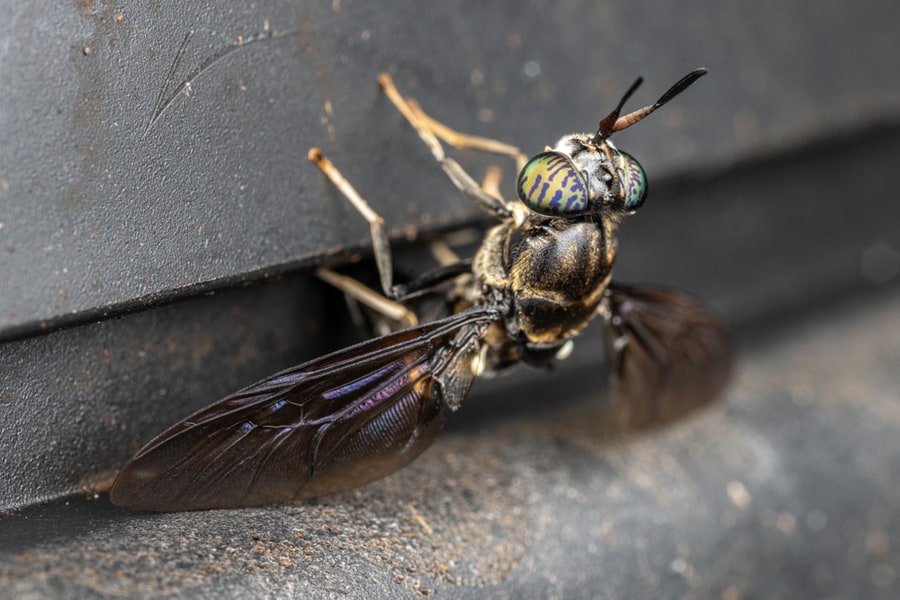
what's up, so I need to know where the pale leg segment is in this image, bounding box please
[377,73,527,221]
[308,148,418,328]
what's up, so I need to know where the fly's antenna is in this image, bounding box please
[596,76,644,139]
[594,68,707,141]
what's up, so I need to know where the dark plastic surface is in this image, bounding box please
[2,0,900,598]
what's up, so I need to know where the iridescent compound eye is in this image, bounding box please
[619,151,648,211]
[516,152,589,216]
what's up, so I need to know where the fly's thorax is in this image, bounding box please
[473,217,616,345]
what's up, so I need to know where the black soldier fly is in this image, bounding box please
[110,69,730,511]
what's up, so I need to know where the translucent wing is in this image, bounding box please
[602,284,731,428]
[110,307,497,511]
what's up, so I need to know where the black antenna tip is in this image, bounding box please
[654,68,708,108]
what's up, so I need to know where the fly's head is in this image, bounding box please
[516,69,707,220]
[518,136,647,217]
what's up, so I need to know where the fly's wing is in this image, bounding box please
[110,307,496,511]
[602,284,731,429]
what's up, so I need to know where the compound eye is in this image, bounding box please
[516,152,589,216]
[620,151,648,211]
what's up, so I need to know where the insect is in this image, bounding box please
[110,69,730,511]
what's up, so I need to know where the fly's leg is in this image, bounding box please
[428,238,461,267]
[403,98,528,172]
[308,148,417,329]
[315,266,417,329]
[378,72,525,221]
[426,161,499,266]
[480,165,504,201]
[308,147,393,297]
